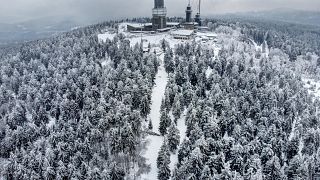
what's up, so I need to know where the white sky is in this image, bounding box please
[0,0,319,24]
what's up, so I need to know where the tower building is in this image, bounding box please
[195,0,202,26]
[152,0,167,30]
[185,1,192,23]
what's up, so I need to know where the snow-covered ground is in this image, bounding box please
[249,39,270,58]
[0,158,9,180]
[97,33,116,43]
[98,23,221,50]
[302,78,320,99]
[141,53,168,180]
[288,117,299,141]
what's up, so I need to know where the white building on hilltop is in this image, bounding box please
[171,30,194,40]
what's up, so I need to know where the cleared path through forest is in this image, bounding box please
[141,52,168,180]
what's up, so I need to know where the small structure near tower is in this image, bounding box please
[183,0,197,30]
[152,0,167,30]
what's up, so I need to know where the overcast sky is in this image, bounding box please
[0,0,319,24]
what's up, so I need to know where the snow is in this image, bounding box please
[141,51,188,180]
[167,22,180,26]
[288,77,320,141]
[126,23,149,29]
[98,33,116,43]
[140,48,187,180]
[196,32,217,38]
[169,110,187,173]
[302,78,320,99]
[98,23,222,51]
[264,41,270,58]
[47,116,56,128]
[288,117,299,141]
[206,67,213,78]
[149,53,168,134]
[249,39,269,58]
[97,24,223,179]
[141,52,168,180]
[171,30,194,36]
[0,158,9,180]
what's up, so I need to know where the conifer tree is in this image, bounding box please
[159,110,171,136]
[140,95,151,118]
[164,48,174,73]
[148,119,153,131]
[157,139,171,169]
[167,122,180,153]
[157,139,171,180]
[172,95,182,121]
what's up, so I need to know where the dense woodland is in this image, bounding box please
[207,17,320,69]
[0,22,158,179]
[0,17,320,179]
[159,39,320,179]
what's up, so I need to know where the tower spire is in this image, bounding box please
[186,0,193,23]
[195,0,201,26]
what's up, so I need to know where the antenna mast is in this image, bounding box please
[199,0,201,14]
[195,0,201,26]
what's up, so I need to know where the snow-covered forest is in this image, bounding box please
[0,17,320,180]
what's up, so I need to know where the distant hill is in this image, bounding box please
[0,17,84,46]
[233,9,320,26]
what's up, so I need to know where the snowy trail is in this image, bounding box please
[249,38,269,58]
[141,53,168,180]
[289,117,299,141]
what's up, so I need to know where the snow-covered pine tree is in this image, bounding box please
[172,94,182,121]
[164,48,174,73]
[158,155,171,180]
[157,139,171,180]
[167,122,180,153]
[157,139,171,169]
[159,110,171,136]
[140,94,151,118]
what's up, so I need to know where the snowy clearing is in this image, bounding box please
[97,33,116,42]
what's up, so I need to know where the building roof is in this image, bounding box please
[184,22,198,25]
[127,23,153,29]
[197,32,218,38]
[172,30,194,36]
[157,27,171,32]
[167,22,180,26]
[127,23,145,29]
